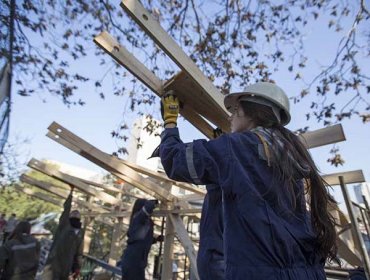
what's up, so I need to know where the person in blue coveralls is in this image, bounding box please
[197,182,224,279]
[158,82,339,280]
[120,198,163,280]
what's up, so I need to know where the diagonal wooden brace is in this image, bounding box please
[14,184,63,207]
[94,31,217,138]
[169,214,199,280]
[46,123,176,202]
[20,174,110,212]
[27,158,121,205]
[120,0,227,118]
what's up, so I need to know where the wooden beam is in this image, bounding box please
[299,124,345,149]
[13,185,63,207]
[164,71,230,131]
[80,208,202,219]
[47,122,176,201]
[20,174,109,212]
[178,193,205,202]
[169,214,199,280]
[46,131,146,201]
[108,217,124,265]
[120,0,228,118]
[120,160,206,195]
[94,31,216,138]
[27,158,121,205]
[162,215,175,279]
[94,31,163,94]
[20,174,70,198]
[322,170,365,186]
[94,32,346,145]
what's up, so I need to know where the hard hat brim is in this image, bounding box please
[224,91,291,125]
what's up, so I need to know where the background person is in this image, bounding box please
[0,220,40,280]
[3,214,17,244]
[42,187,84,280]
[120,199,162,280]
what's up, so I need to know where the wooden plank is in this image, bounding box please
[94,31,346,146]
[47,131,145,200]
[79,177,122,193]
[108,217,124,265]
[169,214,199,280]
[20,174,109,212]
[47,127,205,199]
[27,158,121,205]
[299,124,345,149]
[337,237,362,266]
[16,185,114,227]
[120,160,206,195]
[94,32,216,138]
[49,130,169,200]
[322,170,365,186]
[180,106,216,138]
[120,0,228,120]
[80,208,202,219]
[14,185,63,207]
[164,71,230,131]
[94,31,164,94]
[47,122,175,201]
[178,193,205,202]
[20,174,70,198]
[162,215,175,280]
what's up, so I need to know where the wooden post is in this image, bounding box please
[83,196,96,255]
[339,176,370,279]
[162,215,175,280]
[109,188,125,265]
[108,217,124,265]
[169,214,199,280]
[83,216,94,255]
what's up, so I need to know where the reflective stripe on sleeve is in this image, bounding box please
[185,143,202,184]
[11,242,37,251]
[142,206,150,217]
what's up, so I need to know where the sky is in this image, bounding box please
[6,1,370,208]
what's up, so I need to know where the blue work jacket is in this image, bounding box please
[198,184,225,279]
[121,201,156,280]
[159,128,325,280]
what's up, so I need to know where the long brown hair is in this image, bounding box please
[240,101,338,263]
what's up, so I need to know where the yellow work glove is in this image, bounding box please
[161,92,180,126]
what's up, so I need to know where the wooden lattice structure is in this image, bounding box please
[14,0,370,279]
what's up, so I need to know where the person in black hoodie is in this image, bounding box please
[0,221,40,280]
[120,199,162,280]
[42,187,84,280]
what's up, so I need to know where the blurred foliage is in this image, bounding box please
[0,160,65,219]
[0,186,60,220]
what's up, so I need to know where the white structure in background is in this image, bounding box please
[46,160,103,183]
[127,116,192,196]
[354,183,370,206]
[127,116,162,171]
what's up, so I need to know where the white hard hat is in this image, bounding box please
[224,82,291,125]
